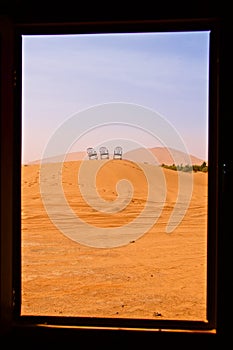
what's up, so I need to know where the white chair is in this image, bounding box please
[99,146,109,159]
[87,147,98,160]
[113,146,123,159]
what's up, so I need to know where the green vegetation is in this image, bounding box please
[161,161,208,173]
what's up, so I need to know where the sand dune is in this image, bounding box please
[21,158,208,320]
[125,147,205,166]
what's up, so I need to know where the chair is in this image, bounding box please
[113,146,122,159]
[87,147,98,160]
[99,146,109,159]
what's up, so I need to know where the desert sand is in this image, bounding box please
[21,158,208,320]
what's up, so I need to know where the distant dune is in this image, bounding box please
[125,147,205,166]
[28,147,205,166]
[29,151,86,164]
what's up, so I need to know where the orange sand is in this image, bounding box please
[21,159,208,320]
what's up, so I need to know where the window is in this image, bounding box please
[19,27,215,328]
[1,17,229,340]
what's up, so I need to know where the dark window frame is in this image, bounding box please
[1,15,232,343]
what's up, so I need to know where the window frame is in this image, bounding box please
[1,16,230,341]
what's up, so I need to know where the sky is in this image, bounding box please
[22,31,210,164]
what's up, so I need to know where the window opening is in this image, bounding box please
[21,30,212,326]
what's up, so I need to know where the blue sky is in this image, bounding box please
[22,31,210,164]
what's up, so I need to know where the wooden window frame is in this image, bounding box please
[1,15,232,345]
